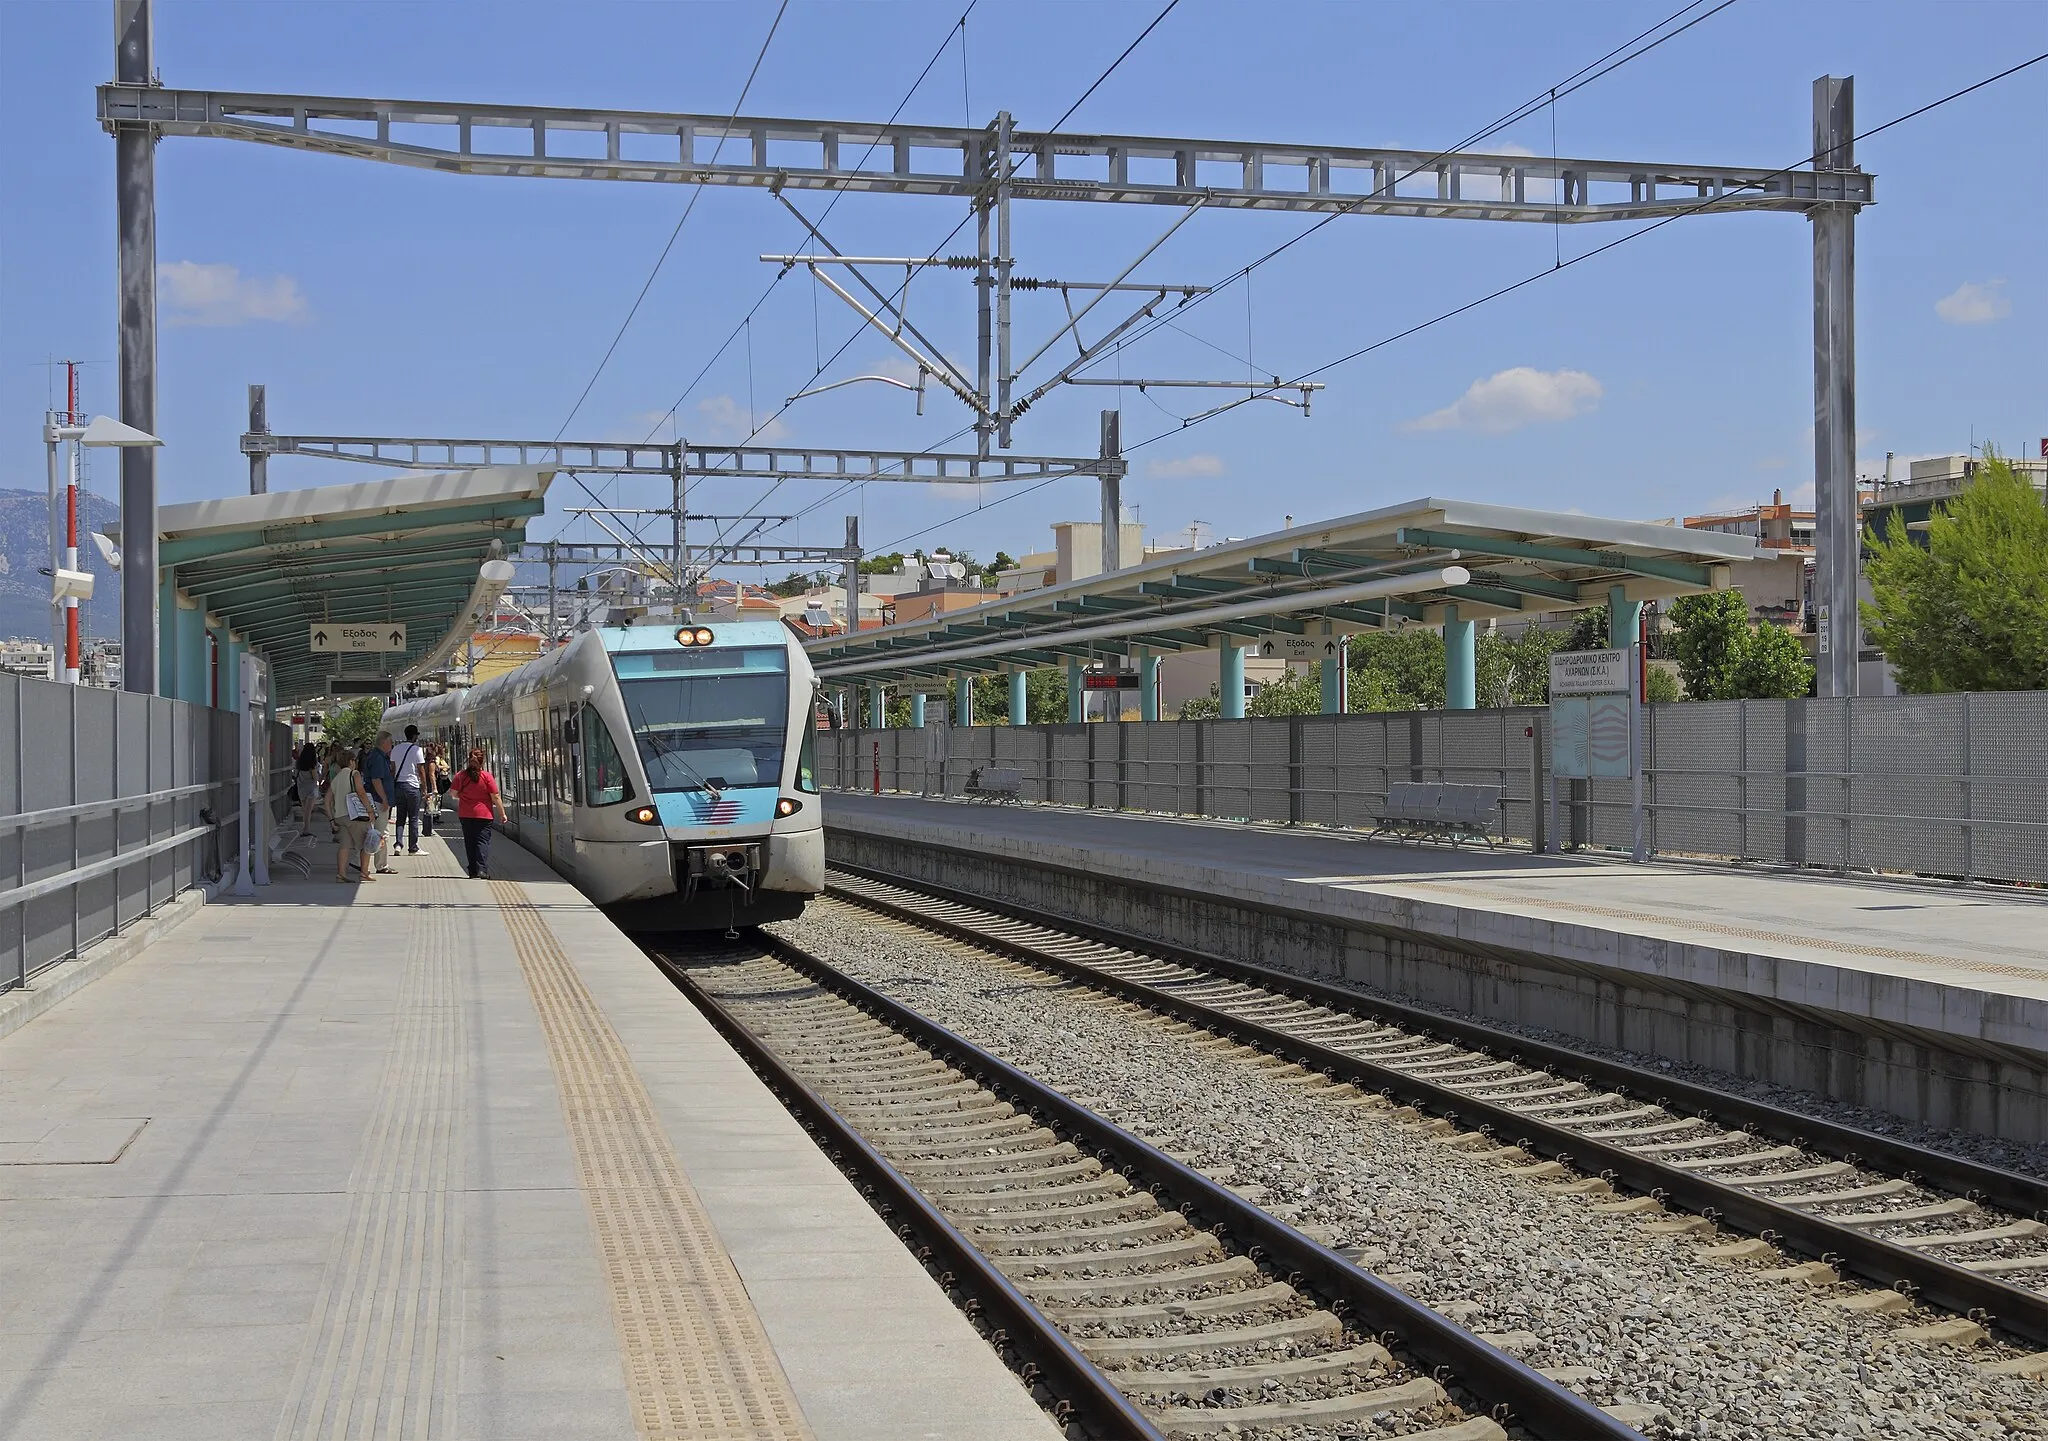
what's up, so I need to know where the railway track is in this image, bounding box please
[824,863,2048,1363]
[656,936,1647,1441]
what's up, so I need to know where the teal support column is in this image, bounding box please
[1444,604,1476,710]
[225,635,246,712]
[1008,671,1029,726]
[1321,656,1344,713]
[157,570,177,697]
[955,672,973,727]
[1066,658,1084,723]
[176,595,207,704]
[909,692,926,728]
[205,616,228,709]
[1138,650,1159,722]
[1608,584,1644,652]
[868,685,886,730]
[1219,644,1246,720]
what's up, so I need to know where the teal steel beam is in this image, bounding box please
[191,564,485,611]
[178,532,503,586]
[1249,557,1312,577]
[1393,526,1714,587]
[1444,584,1526,611]
[1470,571,1585,603]
[184,545,499,600]
[159,498,545,565]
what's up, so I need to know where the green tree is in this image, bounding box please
[1178,686,1221,721]
[1645,666,1681,704]
[765,570,822,598]
[858,552,905,575]
[1863,453,2048,693]
[1669,590,1750,700]
[1345,628,1446,711]
[1566,608,1609,651]
[981,550,1018,585]
[1476,627,1569,707]
[1731,620,1814,699]
[1247,668,1322,716]
[324,697,384,750]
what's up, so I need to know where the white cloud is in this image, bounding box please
[1935,279,2010,325]
[159,261,308,326]
[1404,366,1601,434]
[694,394,788,442]
[1145,453,1225,479]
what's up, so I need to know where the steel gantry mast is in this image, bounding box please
[104,35,1875,692]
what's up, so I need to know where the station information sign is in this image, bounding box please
[310,623,408,652]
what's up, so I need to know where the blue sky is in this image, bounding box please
[3,0,2043,575]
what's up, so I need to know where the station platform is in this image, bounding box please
[824,793,2048,1146]
[0,825,1057,1441]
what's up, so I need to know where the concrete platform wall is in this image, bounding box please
[828,828,2048,1144]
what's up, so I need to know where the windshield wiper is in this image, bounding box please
[636,727,724,801]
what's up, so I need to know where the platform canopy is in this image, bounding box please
[805,496,1765,684]
[117,465,553,705]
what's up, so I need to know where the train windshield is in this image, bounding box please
[614,646,789,793]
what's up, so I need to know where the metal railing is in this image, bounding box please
[818,691,2048,886]
[0,673,292,994]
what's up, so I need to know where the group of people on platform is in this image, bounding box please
[293,725,505,883]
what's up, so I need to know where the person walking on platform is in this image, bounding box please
[361,731,397,874]
[390,725,427,856]
[420,742,448,837]
[451,746,505,879]
[326,748,379,884]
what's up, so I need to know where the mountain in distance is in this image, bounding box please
[0,487,123,643]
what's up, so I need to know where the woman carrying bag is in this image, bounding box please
[421,742,449,837]
[326,748,381,884]
[450,746,506,880]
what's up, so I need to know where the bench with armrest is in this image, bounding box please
[964,766,1024,803]
[1369,781,1501,848]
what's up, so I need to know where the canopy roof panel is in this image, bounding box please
[127,465,553,704]
[805,496,1765,683]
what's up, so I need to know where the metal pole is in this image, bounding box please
[246,383,268,493]
[994,111,1014,450]
[842,515,861,635]
[1811,75,1858,698]
[47,419,64,680]
[1099,410,1122,575]
[115,0,159,695]
[546,542,558,650]
[974,134,993,458]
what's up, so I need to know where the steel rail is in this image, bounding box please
[709,932,1644,1440]
[653,949,1163,1441]
[830,862,2048,1219]
[825,865,2048,1348]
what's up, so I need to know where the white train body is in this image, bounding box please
[385,619,825,929]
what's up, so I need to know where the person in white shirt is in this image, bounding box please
[390,725,428,856]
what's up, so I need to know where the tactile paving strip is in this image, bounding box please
[275,869,468,1441]
[490,880,813,1441]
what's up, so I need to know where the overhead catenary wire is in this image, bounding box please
[865,49,2048,558]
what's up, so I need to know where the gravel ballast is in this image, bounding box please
[774,902,2048,1441]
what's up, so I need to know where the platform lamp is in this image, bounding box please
[44,413,162,684]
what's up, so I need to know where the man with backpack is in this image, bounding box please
[390,725,428,857]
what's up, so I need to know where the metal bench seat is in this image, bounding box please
[1369,781,1501,848]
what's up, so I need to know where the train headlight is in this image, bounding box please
[775,797,803,818]
[626,805,660,826]
[674,626,716,646]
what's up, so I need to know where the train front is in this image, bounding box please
[599,621,824,929]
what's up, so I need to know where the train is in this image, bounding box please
[383,618,826,930]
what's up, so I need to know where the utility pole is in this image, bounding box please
[842,515,862,636]
[1811,75,1858,698]
[113,0,158,694]
[247,384,268,493]
[1099,409,1122,575]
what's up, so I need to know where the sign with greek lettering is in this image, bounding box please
[310,622,408,653]
[1254,634,1346,663]
[1548,648,1629,695]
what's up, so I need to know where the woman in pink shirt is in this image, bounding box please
[450,746,506,879]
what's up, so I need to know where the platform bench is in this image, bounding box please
[964,766,1024,802]
[1369,781,1501,848]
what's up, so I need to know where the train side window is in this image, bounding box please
[581,704,633,807]
[795,716,819,793]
